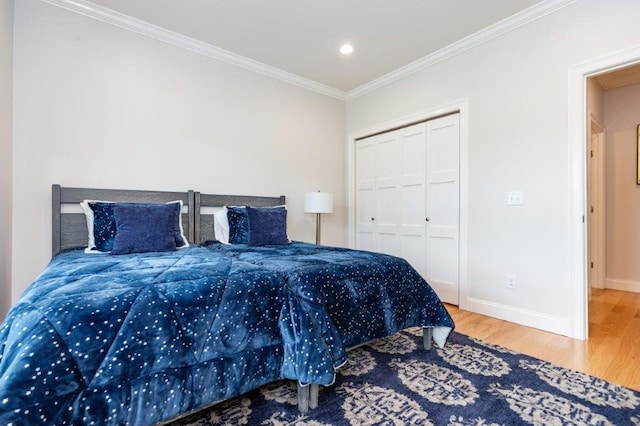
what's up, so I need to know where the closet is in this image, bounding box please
[354,114,460,304]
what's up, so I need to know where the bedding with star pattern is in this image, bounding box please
[0,242,453,425]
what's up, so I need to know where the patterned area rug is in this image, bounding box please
[172,329,640,425]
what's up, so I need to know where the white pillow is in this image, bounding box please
[80,199,104,253]
[213,207,230,244]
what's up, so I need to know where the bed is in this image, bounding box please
[193,191,455,413]
[0,185,454,425]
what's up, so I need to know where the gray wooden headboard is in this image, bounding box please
[194,192,286,244]
[52,184,195,256]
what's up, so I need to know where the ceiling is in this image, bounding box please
[85,0,545,93]
[595,63,640,90]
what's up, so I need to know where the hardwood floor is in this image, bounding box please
[446,288,640,391]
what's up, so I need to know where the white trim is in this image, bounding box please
[39,0,346,100]
[346,0,579,100]
[605,278,640,293]
[458,106,470,311]
[346,99,469,309]
[465,298,570,337]
[568,45,640,340]
[587,119,605,290]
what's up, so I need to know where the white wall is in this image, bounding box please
[604,82,640,291]
[12,0,346,301]
[346,0,640,335]
[0,0,13,321]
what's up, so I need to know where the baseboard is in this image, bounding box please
[605,278,640,293]
[464,298,571,337]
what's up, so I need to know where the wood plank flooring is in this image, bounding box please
[446,288,640,391]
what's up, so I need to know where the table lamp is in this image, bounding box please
[304,191,333,244]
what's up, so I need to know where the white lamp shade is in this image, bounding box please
[304,192,333,214]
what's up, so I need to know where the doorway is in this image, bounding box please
[587,65,640,296]
[569,46,640,340]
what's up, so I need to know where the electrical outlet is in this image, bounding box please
[506,275,516,289]
[507,191,523,206]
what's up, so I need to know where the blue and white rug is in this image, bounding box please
[174,329,640,425]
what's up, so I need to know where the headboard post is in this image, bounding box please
[187,190,196,243]
[194,191,201,244]
[52,184,62,256]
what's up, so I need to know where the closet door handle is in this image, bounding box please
[425,217,430,222]
[371,217,375,221]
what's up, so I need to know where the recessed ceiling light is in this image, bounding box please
[339,44,354,55]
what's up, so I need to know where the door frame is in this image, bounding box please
[568,46,640,340]
[587,116,605,292]
[347,98,469,309]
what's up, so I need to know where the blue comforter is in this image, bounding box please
[0,242,453,425]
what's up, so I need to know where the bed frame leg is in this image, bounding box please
[309,383,319,409]
[297,382,319,412]
[423,327,433,350]
[297,382,309,413]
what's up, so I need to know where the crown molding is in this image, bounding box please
[345,0,580,101]
[40,0,578,103]
[39,0,347,100]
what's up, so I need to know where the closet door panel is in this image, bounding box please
[430,181,458,228]
[426,114,460,305]
[429,237,458,284]
[399,124,427,276]
[356,187,375,225]
[402,184,424,225]
[355,139,376,252]
[355,187,376,252]
[401,126,426,177]
[378,232,399,256]
[376,185,399,225]
[402,234,426,277]
[376,184,400,255]
[374,132,401,254]
[375,135,399,180]
[356,231,375,252]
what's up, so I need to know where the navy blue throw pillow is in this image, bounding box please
[88,201,188,252]
[247,206,289,246]
[111,203,178,254]
[89,202,117,252]
[227,206,249,244]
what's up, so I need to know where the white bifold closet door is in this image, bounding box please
[425,114,460,305]
[355,114,460,305]
[355,123,427,269]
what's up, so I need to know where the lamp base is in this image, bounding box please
[315,213,322,245]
